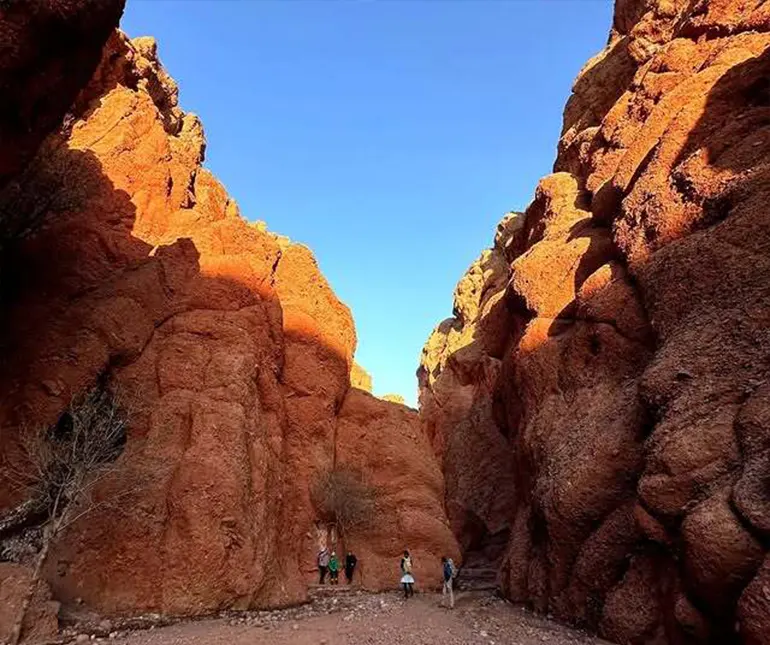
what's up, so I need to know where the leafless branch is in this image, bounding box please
[310,465,378,537]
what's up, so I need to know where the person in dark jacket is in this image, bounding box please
[441,556,456,608]
[345,551,357,584]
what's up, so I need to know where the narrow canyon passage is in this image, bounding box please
[2,1,770,645]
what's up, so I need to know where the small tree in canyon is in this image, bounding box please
[311,465,378,539]
[3,384,134,645]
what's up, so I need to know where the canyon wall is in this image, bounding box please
[0,15,457,622]
[420,1,770,644]
[0,0,125,242]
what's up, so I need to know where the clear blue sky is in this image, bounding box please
[121,0,613,406]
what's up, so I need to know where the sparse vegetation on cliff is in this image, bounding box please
[310,465,378,537]
[3,384,133,644]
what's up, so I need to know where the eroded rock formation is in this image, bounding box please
[421,1,770,644]
[0,0,125,243]
[337,389,459,589]
[0,26,457,620]
[418,212,522,564]
[0,564,59,644]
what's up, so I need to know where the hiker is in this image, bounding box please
[317,547,330,584]
[441,556,456,609]
[329,551,340,585]
[400,550,415,598]
[345,551,357,584]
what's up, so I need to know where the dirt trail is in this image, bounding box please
[86,591,610,645]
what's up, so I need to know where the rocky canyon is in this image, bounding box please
[0,0,457,639]
[420,0,770,644]
[2,1,770,645]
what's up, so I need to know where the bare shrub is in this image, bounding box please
[310,465,377,536]
[2,383,134,644]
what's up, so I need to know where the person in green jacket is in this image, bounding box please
[329,551,340,585]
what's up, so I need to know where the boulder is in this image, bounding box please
[0,563,59,644]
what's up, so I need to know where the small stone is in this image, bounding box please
[480,631,488,638]
[76,636,89,644]
[293,624,299,630]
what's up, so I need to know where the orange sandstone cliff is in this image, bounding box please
[0,19,457,623]
[420,1,770,644]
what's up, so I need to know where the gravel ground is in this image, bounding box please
[65,589,612,645]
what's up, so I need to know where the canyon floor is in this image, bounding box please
[65,589,610,645]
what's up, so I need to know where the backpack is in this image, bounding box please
[448,558,457,578]
[443,561,452,581]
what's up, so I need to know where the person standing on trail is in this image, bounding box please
[345,551,357,584]
[329,551,340,585]
[400,550,415,598]
[317,547,330,584]
[441,556,455,609]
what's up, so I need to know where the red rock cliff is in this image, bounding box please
[0,28,457,618]
[420,1,770,644]
[0,0,125,240]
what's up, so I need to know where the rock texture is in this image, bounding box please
[418,212,522,563]
[0,563,59,644]
[0,30,456,619]
[0,0,125,230]
[336,389,459,590]
[420,2,770,644]
[350,362,373,392]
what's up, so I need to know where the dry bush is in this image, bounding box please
[2,383,133,644]
[310,465,378,536]
[5,386,129,530]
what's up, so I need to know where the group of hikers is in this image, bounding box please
[317,548,357,585]
[316,547,458,608]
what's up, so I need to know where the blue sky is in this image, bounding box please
[121,0,614,406]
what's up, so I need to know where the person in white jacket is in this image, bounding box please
[400,550,415,598]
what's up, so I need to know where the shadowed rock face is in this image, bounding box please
[420,1,770,643]
[418,211,523,564]
[0,0,125,188]
[0,30,457,617]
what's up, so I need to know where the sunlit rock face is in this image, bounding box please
[0,0,126,236]
[0,28,458,617]
[420,1,770,643]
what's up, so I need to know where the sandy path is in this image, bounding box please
[93,591,611,645]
